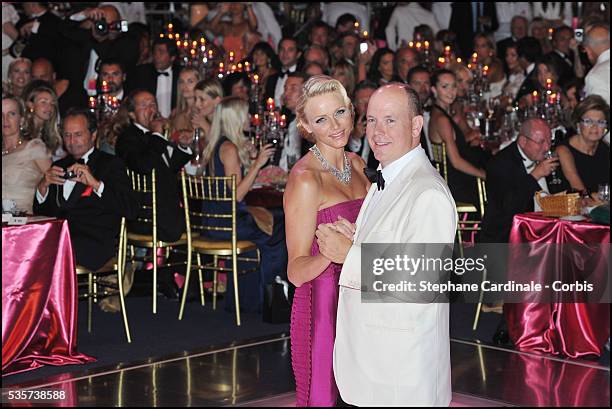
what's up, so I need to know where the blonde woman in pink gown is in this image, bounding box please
[284,76,370,406]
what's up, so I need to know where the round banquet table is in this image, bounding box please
[505,212,610,358]
[2,219,95,376]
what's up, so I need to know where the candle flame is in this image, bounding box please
[408,41,414,48]
[457,57,462,63]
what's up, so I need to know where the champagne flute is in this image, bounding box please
[544,150,562,185]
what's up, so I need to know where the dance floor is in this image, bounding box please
[3,334,609,407]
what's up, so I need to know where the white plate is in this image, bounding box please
[560,215,586,221]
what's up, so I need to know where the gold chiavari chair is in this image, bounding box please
[430,141,489,330]
[76,217,131,342]
[179,172,260,325]
[124,168,191,314]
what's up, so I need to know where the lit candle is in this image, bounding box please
[253,74,259,84]
[112,96,118,108]
[467,63,472,70]
[483,65,489,77]
[438,57,446,68]
[416,42,422,50]
[408,41,414,48]
[546,78,552,90]
[101,80,110,93]
[456,57,462,64]
[229,51,235,63]
[244,61,250,72]
[237,62,243,71]
[208,49,214,58]
[444,45,451,58]
[159,33,164,38]
[231,64,237,72]
[192,40,197,48]
[548,93,556,105]
[362,30,368,39]
[266,97,275,111]
[472,52,478,63]
[279,114,286,128]
[548,27,554,40]
[176,40,182,48]
[252,113,261,127]
[424,41,430,51]
[532,90,539,104]
[190,48,196,57]
[168,23,173,33]
[200,37,205,45]
[183,40,188,49]
[354,21,360,30]
[88,96,96,109]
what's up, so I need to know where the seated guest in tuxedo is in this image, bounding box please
[279,72,308,171]
[34,108,139,271]
[479,118,559,244]
[547,25,585,88]
[114,90,193,298]
[556,95,610,194]
[98,59,127,101]
[497,15,529,71]
[514,37,543,105]
[272,37,302,108]
[115,90,193,242]
[126,38,179,118]
[346,80,378,168]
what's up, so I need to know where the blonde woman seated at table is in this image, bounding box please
[556,95,610,194]
[22,80,64,160]
[429,69,486,208]
[186,78,223,173]
[2,95,51,213]
[200,96,285,313]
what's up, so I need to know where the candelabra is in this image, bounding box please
[250,98,287,166]
[88,80,120,122]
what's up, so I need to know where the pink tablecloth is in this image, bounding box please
[2,220,95,376]
[505,213,610,358]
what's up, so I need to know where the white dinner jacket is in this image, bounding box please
[334,147,457,407]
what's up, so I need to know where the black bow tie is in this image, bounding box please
[76,158,86,164]
[157,71,169,77]
[364,167,385,190]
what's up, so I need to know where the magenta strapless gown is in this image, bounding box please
[290,199,364,407]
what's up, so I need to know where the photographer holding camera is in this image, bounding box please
[34,108,139,271]
[57,5,138,108]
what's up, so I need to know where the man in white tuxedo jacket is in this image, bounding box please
[316,84,457,406]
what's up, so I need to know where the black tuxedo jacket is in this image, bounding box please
[19,11,64,70]
[449,2,499,59]
[514,68,539,104]
[125,63,180,110]
[33,150,139,271]
[115,122,192,242]
[546,50,575,88]
[265,72,281,102]
[55,23,139,113]
[478,142,559,243]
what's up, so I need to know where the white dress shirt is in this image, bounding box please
[517,144,548,211]
[385,3,440,51]
[36,147,104,203]
[494,2,532,41]
[156,67,173,118]
[279,118,301,171]
[273,63,297,108]
[360,146,425,228]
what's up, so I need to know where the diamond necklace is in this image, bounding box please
[2,138,23,156]
[309,144,352,185]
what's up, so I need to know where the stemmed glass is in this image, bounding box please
[544,150,562,185]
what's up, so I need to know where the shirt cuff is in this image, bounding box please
[69,12,87,22]
[94,181,104,197]
[31,20,40,34]
[36,188,48,203]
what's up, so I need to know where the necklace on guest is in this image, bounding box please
[2,138,23,156]
[309,144,352,185]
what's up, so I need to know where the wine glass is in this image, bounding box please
[598,184,610,203]
[544,150,562,185]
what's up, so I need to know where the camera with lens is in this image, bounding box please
[94,17,128,36]
[62,170,77,179]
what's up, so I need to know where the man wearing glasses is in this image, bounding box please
[479,118,558,243]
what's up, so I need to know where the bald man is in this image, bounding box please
[584,24,610,105]
[317,84,456,406]
[480,118,558,243]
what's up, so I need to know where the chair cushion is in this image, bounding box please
[192,238,257,254]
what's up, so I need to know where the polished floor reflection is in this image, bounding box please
[3,336,609,407]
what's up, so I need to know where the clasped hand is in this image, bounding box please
[315,216,356,264]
